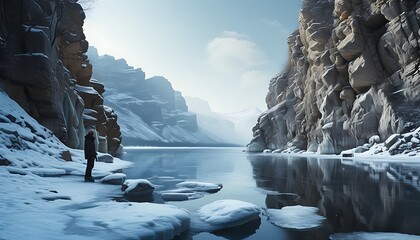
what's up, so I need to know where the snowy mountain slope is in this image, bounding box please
[88,47,240,146]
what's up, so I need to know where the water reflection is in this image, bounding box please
[248,154,420,235]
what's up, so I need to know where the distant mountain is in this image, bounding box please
[223,108,262,143]
[88,47,239,146]
[185,97,261,145]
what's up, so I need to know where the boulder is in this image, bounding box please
[385,134,401,149]
[369,135,381,145]
[100,173,126,185]
[60,150,72,161]
[97,154,113,163]
[121,179,155,197]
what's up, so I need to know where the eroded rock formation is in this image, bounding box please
[0,0,122,156]
[249,0,420,153]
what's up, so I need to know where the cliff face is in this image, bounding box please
[249,0,420,153]
[0,0,122,155]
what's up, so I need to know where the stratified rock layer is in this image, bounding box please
[0,0,122,155]
[249,0,420,153]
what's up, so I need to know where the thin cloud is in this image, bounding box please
[206,31,267,74]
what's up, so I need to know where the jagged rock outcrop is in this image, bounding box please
[249,0,420,153]
[0,0,122,156]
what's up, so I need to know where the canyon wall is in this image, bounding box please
[0,0,122,155]
[249,0,420,153]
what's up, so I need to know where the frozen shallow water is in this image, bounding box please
[122,147,420,239]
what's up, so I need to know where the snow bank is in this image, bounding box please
[264,205,325,230]
[1,91,186,239]
[330,232,420,240]
[194,200,260,231]
[70,202,190,240]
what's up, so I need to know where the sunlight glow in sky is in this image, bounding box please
[83,0,301,113]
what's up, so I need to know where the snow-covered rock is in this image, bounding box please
[196,200,260,230]
[385,134,401,148]
[97,153,114,163]
[121,179,155,196]
[161,192,204,202]
[263,149,272,153]
[339,127,420,158]
[100,173,126,185]
[175,181,223,193]
[264,205,325,230]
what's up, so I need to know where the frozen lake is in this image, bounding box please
[121,147,420,240]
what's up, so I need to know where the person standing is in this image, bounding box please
[84,130,97,182]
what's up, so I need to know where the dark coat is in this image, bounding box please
[84,134,97,160]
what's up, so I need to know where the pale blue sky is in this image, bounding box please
[83,0,301,113]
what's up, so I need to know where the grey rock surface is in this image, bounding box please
[0,0,123,156]
[249,0,420,153]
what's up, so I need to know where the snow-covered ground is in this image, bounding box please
[0,91,192,240]
[0,91,261,239]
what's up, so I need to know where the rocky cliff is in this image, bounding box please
[0,0,122,155]
[249,0,420,153]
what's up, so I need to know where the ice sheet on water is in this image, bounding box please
[330,232,420,240]
[264,205,325,230]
